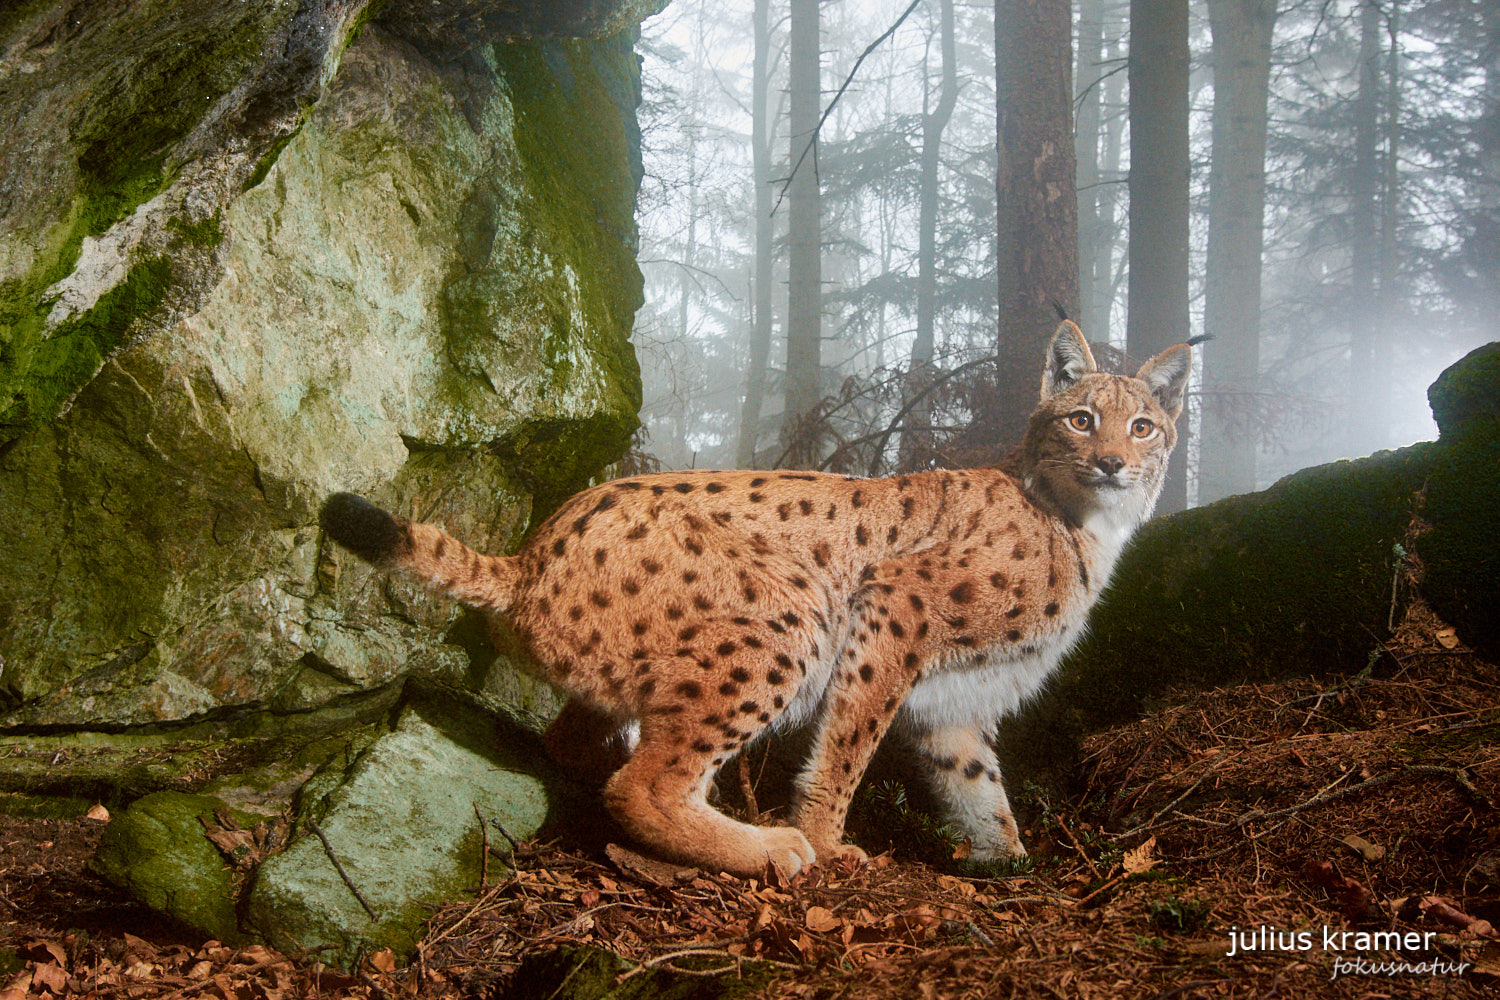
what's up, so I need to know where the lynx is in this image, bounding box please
[320,321,1192,877]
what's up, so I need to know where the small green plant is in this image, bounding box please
[1147,895,1212,934]
[846,779,965,868]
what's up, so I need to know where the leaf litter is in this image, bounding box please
[0,596,1494,999]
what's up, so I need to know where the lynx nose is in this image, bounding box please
[1095,455,1125,476]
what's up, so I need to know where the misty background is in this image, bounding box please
[626,0,1495,510]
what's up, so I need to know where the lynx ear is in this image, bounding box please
[1040,321,1098,399]
[1134,343,1192,421]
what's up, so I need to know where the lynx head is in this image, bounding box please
[1022,321,1192,527]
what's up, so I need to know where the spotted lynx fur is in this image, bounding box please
[320,322,1192,877]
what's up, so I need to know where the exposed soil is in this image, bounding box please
[2,599,1496,999]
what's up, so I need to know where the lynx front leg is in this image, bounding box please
[904,723,1024,859]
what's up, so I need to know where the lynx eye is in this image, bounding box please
[1067,411,1093,432]
[1131,417,1155,438]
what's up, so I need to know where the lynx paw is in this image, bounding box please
[757,826,818,878]
[817,842,869,869]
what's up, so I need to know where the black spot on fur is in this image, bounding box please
[674,482,694,493]
[716,641,737,657]
[963,759,985,780]
[676,680,702,698]
[949,582,975,604]
[552,538,568,557]
[730,666,752,683]
[856,525,869,546]
[706,482,726,493]
[858,663,874,682]
[1045,602,1060,616]
[1006,628,1022,642]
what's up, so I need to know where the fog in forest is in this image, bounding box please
[626,0,1496,511]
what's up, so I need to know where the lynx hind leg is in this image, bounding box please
[543,698,637,788]
[904,723,1025,860]
[600,618,822,878]
[603,717,815,878]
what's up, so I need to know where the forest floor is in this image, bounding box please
[2,598,1496,1000]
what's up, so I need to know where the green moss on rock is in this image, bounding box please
[0,0,296,441]
[91,791,251,943]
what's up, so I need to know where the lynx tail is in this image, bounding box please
[319,492,518,612]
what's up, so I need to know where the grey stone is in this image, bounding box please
[244,700,554,966]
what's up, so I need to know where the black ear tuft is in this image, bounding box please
[1040,321,1098,399]
[320,493,410,565]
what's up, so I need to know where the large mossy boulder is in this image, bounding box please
[1000,342,1499,789]
[1420,342,1500,660]
[0,0,655,729]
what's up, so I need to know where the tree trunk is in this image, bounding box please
[1199,0,1277,504]
[1348,0,1384,458]
[782,0,821,469]
[913,0,957,367]
[993,0,1078,446]
[736,0,775,469]
[1126,0,1191,512]
[899,0,958,472]
[1075,0,1107,341]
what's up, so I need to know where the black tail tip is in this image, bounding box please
[319,492,409,565]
